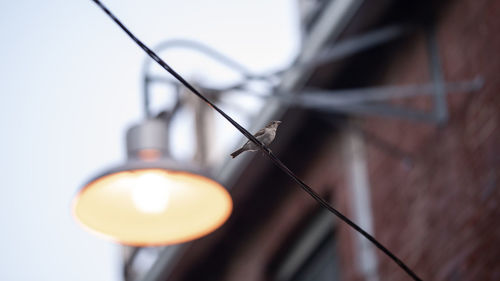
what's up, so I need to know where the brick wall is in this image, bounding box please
[351,0,500,280]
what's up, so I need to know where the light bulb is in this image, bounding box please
[131,173,170,213]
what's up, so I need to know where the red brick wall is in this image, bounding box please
[356,0,500,280]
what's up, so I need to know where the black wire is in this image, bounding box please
[90,1,423,280]
[145,39,263,80]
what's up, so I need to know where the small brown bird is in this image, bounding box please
[230,120,282,158]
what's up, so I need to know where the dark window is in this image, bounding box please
[271,208,341,281]
[291,233,339,281]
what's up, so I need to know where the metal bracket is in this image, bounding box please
[273,26,483,124]
[272,77,482,123]
[142,26,483,125]
[426,25,448,125]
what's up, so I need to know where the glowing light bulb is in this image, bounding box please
[131,173,170,213]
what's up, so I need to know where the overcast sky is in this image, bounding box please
[0,0,299,280]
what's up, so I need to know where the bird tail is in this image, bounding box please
[230,148,245,158]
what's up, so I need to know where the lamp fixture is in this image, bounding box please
[73,119,233,246]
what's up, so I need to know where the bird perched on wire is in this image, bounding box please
[230,120,282,158]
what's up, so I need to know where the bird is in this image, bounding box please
[230,120,282,158]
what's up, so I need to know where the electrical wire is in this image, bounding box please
[90,1,423,280]
[143,39,267,81]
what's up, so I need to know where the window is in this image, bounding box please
[271,208,341,281]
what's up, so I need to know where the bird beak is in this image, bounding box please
[276,121,282,124]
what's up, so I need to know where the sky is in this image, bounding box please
[0,0,299,280]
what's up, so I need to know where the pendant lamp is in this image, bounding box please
[72,119,233,246]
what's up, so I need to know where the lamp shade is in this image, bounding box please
[72,160,233,246]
